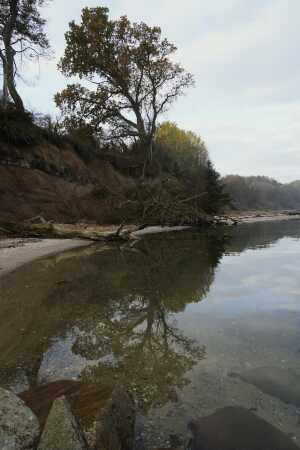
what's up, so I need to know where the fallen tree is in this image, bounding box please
[0,214,237,243]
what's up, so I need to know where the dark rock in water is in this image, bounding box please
[37,396,88,450]
[96,388,135,450]
[19,380,114,431]
[0,387,39,450]
[231,366,300,406]
[189,407,299,450]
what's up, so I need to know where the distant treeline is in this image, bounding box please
[223,175,300,211]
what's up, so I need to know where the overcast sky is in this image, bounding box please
[17,0,300,182]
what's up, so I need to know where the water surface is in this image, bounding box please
[1,220,300,447]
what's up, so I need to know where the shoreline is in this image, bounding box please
[232,212,300,224]
[1,213,300,278]
[0,238,91,279]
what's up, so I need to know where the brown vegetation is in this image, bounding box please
[0,114,228,228]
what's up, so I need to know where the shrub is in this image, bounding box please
[0,104,40,145]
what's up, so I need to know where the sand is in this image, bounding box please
[0,238,90,278]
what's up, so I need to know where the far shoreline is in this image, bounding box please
[229,211,300,224]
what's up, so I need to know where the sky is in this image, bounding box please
[16,0,300,183]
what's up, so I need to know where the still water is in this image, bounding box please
[1,220,300,447]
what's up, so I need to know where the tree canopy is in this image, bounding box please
[0,0,50,110]
[155,121,208,175]
[55,7,194,167]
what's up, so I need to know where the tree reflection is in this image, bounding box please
[226,220,300,253]
[71,233,226,410]
[0,230,226,406]
[74,296,205,410]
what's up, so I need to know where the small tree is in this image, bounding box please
[203,160,230,213]
[155,122,208,172]
[55,7,194,174]
[0,0,50,111]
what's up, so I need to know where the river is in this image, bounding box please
[1,220,300,448]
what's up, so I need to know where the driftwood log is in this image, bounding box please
[0,214,237,242]
[0,220,137,242]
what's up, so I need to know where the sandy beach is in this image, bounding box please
[0,238,91,278]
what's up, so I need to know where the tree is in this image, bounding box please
[0,0,50,111]
[202,160,229,213]
[154,122,229,214]
[155,121,208,176]
[55,7,194,174]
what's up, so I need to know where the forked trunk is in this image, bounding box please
[5,57,24,111]
[1,38,24,111]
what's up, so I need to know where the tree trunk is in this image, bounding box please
[5,53,24,111]
[1,1,24,111]
[1,35,25,111]
[0,56,9,108]
[149,140,153,162]
[2,73,9,107]
[141,138,153,179]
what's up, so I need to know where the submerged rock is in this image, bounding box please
[189,406,299,450]
[37,396,87,450]
[96,388,135,450]
[231,366,300,407]
[0,387,39,450]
